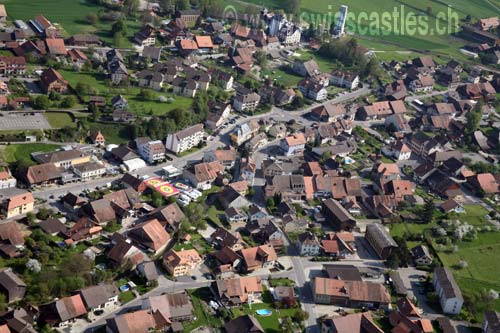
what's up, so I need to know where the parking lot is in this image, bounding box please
[0,112,51,131]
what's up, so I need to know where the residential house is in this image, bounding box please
[205,101,231,130]
[208,68,234,91]
[483,311,500,333]
[433,267,463,315]
[106,49,128,84]
[0,221,24,258]
[330,70,360,90]
[149,202,185,232]
[61,192,86,211]
[40,68,68,94]
[136,138,166,164]
[140,46,162,62]
[203,149,237,169]
[128,219,170,255]
[67,34,102,46]
[0,269,26,303]
[214,276,263,306]
[281,133,306,156]
[39,218,68,237]
[162,249,202,277]
[183,161,224,190]
[218,187,250,210]
[106,309,164,333]
[313,277,391,309]
[231,119,260,146]
[39,295,87,327]
[297,232,321,256]
[322,198,356,231]
[0,56,26,76]
[389,298,434,333]
[0,5,6,23]
[239,244,277,272]
[89,130,105,146]
[136,70,163,90]
[72,162,105,180]
[107,238,144,269]
[365,223,398,259]
[356,100,407,121]
[321,312,384,333]
[310,103,345,123]
[45,38,67,56]
[382,140,412,161]
[411,245,433,265]
[210,228,244,252]
[233,92,261,112]
[278,22,301,45]
[33,149,90,169]
[225,207,248,224]
[224,315,264,333]
[142,291,194,323]
[0,168,15,190]
[165,124,204,155]
[77,283,118,314]
[293,59,320,77]
[466,173,499,196]
[136,261,159,285]
[478,17,500,31]
[298,78,328,101]
[0,189,34,219]
[134,25,156,46]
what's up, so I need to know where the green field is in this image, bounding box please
[231,0,498,60]
[0,143,60,164]
[59,70,193,117]
[85,120,133,144]
[3,0,142,46]
[45,112,77,129]
[436,231,500,320]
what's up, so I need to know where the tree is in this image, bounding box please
[34,95,51,110]
[124,0,139,17]
[284,0,300,15]
[175,0,189,10]
[254,51,268,70]
[26,212,36,226]
[139,89,155,101]
[152,191,165,207]
[160,0,172,13]
[86,12,98,25]
[294,310,309,322]
[0,294,6,312]
[61,95,77,108]
[111,20,126,35]
[26,259,42,273]
[422,200,435,224]
[465,103,482,134]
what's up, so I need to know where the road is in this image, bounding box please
[31,86,372,202]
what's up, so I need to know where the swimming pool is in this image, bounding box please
[256,309,272,316]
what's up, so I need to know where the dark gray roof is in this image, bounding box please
[484,311,500,333]
[78,284,118,309]
[323,264,362,281]
[434,267,463,301]
[366,223,398,248]
[224,315,264,333]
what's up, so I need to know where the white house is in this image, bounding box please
[0,168,17,189]
[233,92,260,112]
[330,70,360,90]
[72,162,106,180]
[165,124,204,155]
[136,138,166,164]
[281,133,306,156]
[297,232,320,256]
[433,267,463,315]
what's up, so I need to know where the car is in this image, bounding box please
[177,198,190,207]
[179,194,192,203]
[94,309,104,316]
[191,275,197,280]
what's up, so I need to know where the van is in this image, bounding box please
[177,198,190,207]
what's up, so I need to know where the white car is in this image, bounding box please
[177,198,190,207]
[184,190,200,201]
[179,194,192,203]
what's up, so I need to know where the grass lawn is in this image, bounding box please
[58,70,193,116]
[231,301,301,333]
[207,205,225,227]
[447,204,490,227]
[389,222,436,238]
[118,290,135,304]
[232,0,496,61]
[44,112,76,129]
[435,231,500,321]
[4,0,142,47]
[84,119,133,144]
[261,67,303,88]
[184,288,224,333]
[0,143,60,165]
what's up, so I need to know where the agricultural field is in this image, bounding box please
[59,70,193,116]
[231,0,498,60]
[436,231,500,320]
[2,0,142,46]
[44,112,77,129]
[0,143,60,165]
